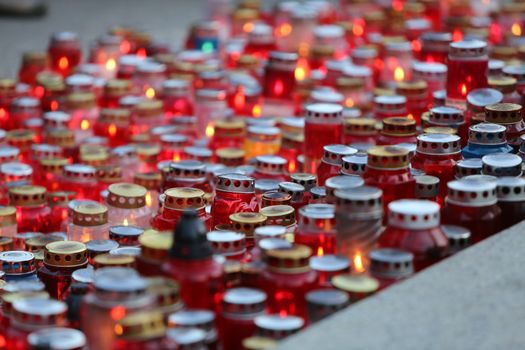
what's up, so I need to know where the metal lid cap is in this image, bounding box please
[485,103,523,124]
[73,202,108,226]
[278,182,304,202]
[412,61,447,78]
[229,212,267,237]
[290,173,317,190]
[446,178,497,206]
[416,133,461,155]
[207,231,246,257]
[305,288,349,306]
[9,185,46,206]
[255,314,304,336]
[93,267,146,293]
[466,88,503,111]
[305,103,343,123]
[341,154,367,176]
[388,199,440,230]
[334,185,383,216]
[164,188,206,210]
[332,274,379,294]
[168,309,215,329]
[259,205,296,227]
[254,179,280,194]
[216,173,255,193]
[468,123,507,145]
[325,175,364,202]
[12,298,67,326]
[322,144,358,165]
[44,241,88,268]
[28,327,86,350]
[254,226,287,243]
[415,175,440,198]
[482,153,522,177]
[0,251,36,275]
[298,204,335,232]
[222,287,267,315]
[309,255,350,272]
[449,40,487,57]
[430,106,464,125]
[167,328,207,346]
[369,248,414,279]
[496,176,525,201]
[381,117,416,136]
[373,95,407,111]
[441,225,471,252]
[168,160,206,179]
[255,155,287,175]
[367,146,410,170]
[455,158,483,178]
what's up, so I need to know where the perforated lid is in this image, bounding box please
[216,173,255,193]
[388,199,440,229]
[255,155,287,175]
[485,103,523,124]
[341,154,368,176]
[309,255,350,272]
[222,287,266,315]
[374,95,407,112]
[12,298,67,326]
[322,144,358,165]
[412,61,447,78]
[298,204,335,232]
[305,103,343,123]
[482,153,522,177]
[255,314,304,338]
[0,251,36,275]
[28,327,86,350]
[441,225,471,253]
[414,175,440,198]
[496,176,525,201]
[381,117,417,136]
[369,248,414,279]
[254,226,287,243]
[416,133,461,155]
[290,173,317,191]
[325,175,364,202]
[446,178,497,206]
[164,188,206,210]
[429,106,464,125]
[207,231,246,257]
[278,182,304,202]
[468,123,507,145]
[455,158,482,178]
[449,40,487,57]
[367,146,410,170]
[107,183,147,209]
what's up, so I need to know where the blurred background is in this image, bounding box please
[0,0,208,75]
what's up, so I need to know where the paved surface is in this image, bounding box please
[0,0,206,76]
[278,221,525,350]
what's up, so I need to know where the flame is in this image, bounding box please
[345,97,354,108]
[411,40,422,52]
[58,56,69,70]
[50,100,59,111]
[295,58,309,81]
[0,335,5,347]
[276,23,292,37]
[120,40,131,54]
[137,48,147,58]
[145,191,153,207]
[145,87,155,99]
[172,153,181,162]
[394,67,405,82]
[252,104,262,117]
[80,120,90,130]
[512,23,522,36]
[108,123,117,137]
[452,29,463,42]
[407,113,414,120]
[123,218,129,226]
[352,18,365,37]
[105,58,117,71]
[114,324,123,336]
[110,306,126,320]
[461,83,467,96]
[317,246,324,256]
[205,123,215,138]
[354,252,365,273]
[243,22,254,33]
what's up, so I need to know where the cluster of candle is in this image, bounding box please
[1,0,525,348]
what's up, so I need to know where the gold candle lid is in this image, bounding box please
[381,117,416,136]
[45,128,75,148]
[261,191,292,207]
[104,79,131,97]
[79,145,109,166]
[488,76,517,94]
[214,118,246,137]
[216,147,246,166]
[395,80,428,96]
[7,129,36,149]
[229,212,267,238]
[136,99,163,117]
[367,145,410,170]
[259,205,296,227]
[115,310,166,341]
[96,165,123,183]
[2,291,49,316]
[44,241,88,268]
[0,237,13,251]
[146,277,181,308]
[23,50,48,66]
[0,206,16,227]
[312,44,335,59]
[485,103,523,124]
[66,92,96,110]
[265,244,312,273]
[344,118,377,135]
[242,336,278,350]
[134,172,162,190]
[26,235,64,252]
[36,72,63,89]
[94,253,135,269]
[423,126,457,135]
[73,202,108,226]
[163,187,206,210]
[107,183,147,209]
[290,173,317,190]
[332,274,379,294]
[336,77,364,92]
[136,144,161,163]
[0,78,16,94]
[39,157,69,173]
[237,54,260,70]
[139,230,173,262]
[99,108,131,124]
[9,185,47,206]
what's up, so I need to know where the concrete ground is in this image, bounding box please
[0,0,206,76]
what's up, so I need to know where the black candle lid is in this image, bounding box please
[169,210,213,260]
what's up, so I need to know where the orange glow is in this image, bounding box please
[411,40,422,52]
[288,160,296,173]
[512,23,522,36]
[393,0,403,11]
[0,108,6,121]
[137,48,147,58]
[345,97,354,108]
[114,324,123,336]
[123,218,129,226]
[252,104,262,117]
[105,58,117,71]
[50,100,59,111]
[295,58,309,81]
[58,56,69,70]
[172,153,181,162]
[120,40,131,54]
[145,87,155,99]
[452,29,463,42]
[34,86,44,98]
[354,252,365,273]
[317,246,324,256]
[394,67,405,82]
[205,123,215,138]
[352,19,365,37]
[243,22,254,33]
[80,120,90,130]
[273,80,284,96]
[110,306,126,320]
[145,191,153,207]
[276,23,292,37]
[0,335,5,347]
[461,83,467,96]
[108,123,117,137]
[407,113,414,120]
[234,87,246,110]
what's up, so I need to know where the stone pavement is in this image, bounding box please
[0,0,206,76]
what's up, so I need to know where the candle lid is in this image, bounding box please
[265,244,311,273]
[28,327,86,350]
[63,163,96,179]
[184,146,213,162]
[116,310,165,341]
[230,212,267,237]
[414,175,440,198]
[25,235,64,252]
[207,230,246,257]
[1,162,32,180]
[261,190,291,207]
[305,103,343,122]
[322,144,358,166]
[455,158,482,178]
[242,336,278,350]
[369,248,414,279]
[381,117,416,136]
[325,175,364,201]
[94,267,146,293]
[416,133,461,155]
[255,155,287,175]
[254,225,287,242]
[164,187,206,211]
[72,202,108,226]
[441,225,471,253]
[72,267,95,284]
[94,253,135,269]
[135,99,163,117]
[334,185,383,216]
[278,182,304,201]
[482,153,523,177]
[0,145,20,162]
[168,309,215,329]
[222,287,267,315]
[290,173,317,191]
[47,191,75,207]
[167,328,207,347]
[430,106,464,125]
[332,273,379,293]
[496,176,525,201]
[468,123,507,145]
[9,185,46,206]
[133,172,162,190]
[45,128,75,148]
[0,251,36,275]
[412,61,447,78]
[216,173,255,193]
[107,183,147,209]
[449,40,487,57]
[44,241,87,268]
[139,230,172,262]
[309,255,350,272]
[341,154,367,176]
[367,145,410,170]
[485,103,523,124]
[259,205,296,227]
[446,178,497,206]
[109,225,144,243]
[12,298,67,326]
[388,199,440,229]
[0,206,16,227]
[373,95,407,111]
[503,64,525,82]
[168,160,206,179]
[31,143,62,160]
[65,92,95,109]
[216,148,245,166]
[255,314,304,338]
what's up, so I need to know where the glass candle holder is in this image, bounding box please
[488,76,521,104]
[263,51,298,100]
[316,145,357,186]
[48,31,82,77]
[133,61,166,98]
[133,172,161,214]
[377,117,417,146]
[380,41,413,87]
[217,287,267,350]
[484,103,525,149]
[68,202,109,242]
[94,108,131,147]
[59,164,98,200]
[229,212,267,249]
[211,173,258,228]
[0,206,17,237]
[305,288,349,324]
[18,51,48,86]
[309,255,350,289]
[395,80,428,123]
[294,204,336,256]
[101,79,131,108]
[419,32,451,63]
[363,146,416,210]
[462,123,513,159]
[244,126,281,160]
[427,106,468,143]
[163,160,211,195]
[106,183,151,228]
[446,40,489,108]
[245,23,277,59]
[194,89,228,138]
[209,118,246,151]
[334,186,383,266]
[132,99,164,135]
[81,267,154,350]
[159,133,189,162]
[65,92,98,143]
[481,153,523,178]
[161,79,194,118]
[6,129,36,163]
[260,244,317,320]
[38,241,88,300]
[252,155,288,181]
[412,62,447,103]
[216,147,245,167]
[9,185,51,233]
[368,248,414,290]
[9,97,40,130]
[378,199,448,271]
[496,177,525,230]
[442,177,501,243]
[168,309,218,350]
[0,162,32,205]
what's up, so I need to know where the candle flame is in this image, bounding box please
[461,83,467,96]
[58,56,69,70]
[145,87,155,99]
[105,58,117,71]
[295,58,309,81]
[252,104,262,117]
[243,22,254,33]
[276,23,292,37]
[114,324,123,336]
[234,87,245,110]
[354,252,365,273]
[123,218,129,226]
[407,113,414,120]
[0,108,6,122]
[137,48,147,58]
[345,97,354,108]
[108,123,117,137]
[145,191,153,207]
[173,153,181,162]
[120,40,131,54]
[411,40,422,52]
[394,67,405,82]
[352,18,365,37]
[317,246,324,256]
[80,120,90,130]
[205,123,215,138]
[110,306,126,321]
[512,23,522,36]
[288,160,296,173]
[50,100,59,111]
